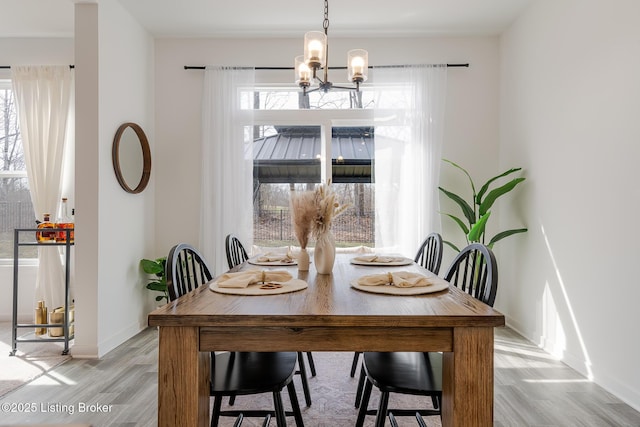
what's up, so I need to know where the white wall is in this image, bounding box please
[154,36,501,270]
[74,1,155,358]
[0,38,74,321]
[500,0,640,410]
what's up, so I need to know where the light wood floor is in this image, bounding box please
[1,326,639,426]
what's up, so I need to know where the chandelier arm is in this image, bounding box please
[330,85,359,91]
[314,75,327,85]
[312,67,325,84]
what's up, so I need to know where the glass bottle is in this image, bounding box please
[56,198,74,243]
[36,213,56,243]
[34,300,47,336]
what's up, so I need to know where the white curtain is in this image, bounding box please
[200,67,255,274]
[11,65,73,310]
[373,65,447,257]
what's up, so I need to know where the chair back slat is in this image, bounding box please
[414,232,443,275]
[225,234,249,270]
[166,243,213,301]
[444,243,498,307]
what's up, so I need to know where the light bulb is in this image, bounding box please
[351,56,365,76]
[298,62,311,82]
[308,40,323,62]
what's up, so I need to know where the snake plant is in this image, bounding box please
[439,159,527,253]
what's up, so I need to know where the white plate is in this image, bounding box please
[248,256,297,266]
[349,256,413,266]
[210,278,308,295]
[350,278,449,295]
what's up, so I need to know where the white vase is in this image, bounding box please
[298,247,310,272]
[314,230,336,275]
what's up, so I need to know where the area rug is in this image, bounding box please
[0,321,72,397]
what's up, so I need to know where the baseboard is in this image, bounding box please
[69,343,100,359]
[503,315,533,344]
[95,320,147,358]
[67,318,146,359]
[595,372,640,413]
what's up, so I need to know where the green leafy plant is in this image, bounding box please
[439,159,527,252]
[140,257,168,302]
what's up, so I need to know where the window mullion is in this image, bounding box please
[320,122,332,184]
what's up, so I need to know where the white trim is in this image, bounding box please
[249,108,374,125]
[320,122,331,183]
[0,171,28,178]
[0,258,37,267]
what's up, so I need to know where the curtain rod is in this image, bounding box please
[1,63,466,70]
[184,63,469,70]
[0,65,75,69]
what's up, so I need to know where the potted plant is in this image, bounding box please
[140,257,168,302]
[439,159,527,252]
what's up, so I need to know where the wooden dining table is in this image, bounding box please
[148,253,505,427]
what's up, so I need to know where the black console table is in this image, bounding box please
[11,228,74,356]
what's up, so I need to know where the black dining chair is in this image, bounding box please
[166,243,305,427]
[224,234,316,407]
[354,243,498,427]
[350,232,444,382]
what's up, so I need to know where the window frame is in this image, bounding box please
[242,98,376,182]
[241,81,410,181]
[246,84,380,249]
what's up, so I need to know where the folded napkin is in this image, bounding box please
[257,252,294,263]
[353,255,407,263]
[217,269,293,288]
[357,271,434,288]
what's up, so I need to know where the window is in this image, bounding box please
[247,86,376,249]
[0,80,37,259]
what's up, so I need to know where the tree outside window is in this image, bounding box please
[0,81,36,258]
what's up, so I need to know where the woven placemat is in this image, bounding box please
[209,278,308,295]
[350,255,414,266]
[350,277,449,295]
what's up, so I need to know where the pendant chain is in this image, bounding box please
[323,0,329,34]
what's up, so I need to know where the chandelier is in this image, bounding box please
[295,0,368,95]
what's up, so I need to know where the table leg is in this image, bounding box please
[441,327,494,427]
[157,326,210,427]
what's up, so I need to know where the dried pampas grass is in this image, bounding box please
[290,190,316,249]
[291,183,350,246]
[312,183,349,238]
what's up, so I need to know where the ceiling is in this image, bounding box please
[1,0,534,38]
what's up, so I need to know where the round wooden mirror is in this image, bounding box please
[112,122,151,194]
